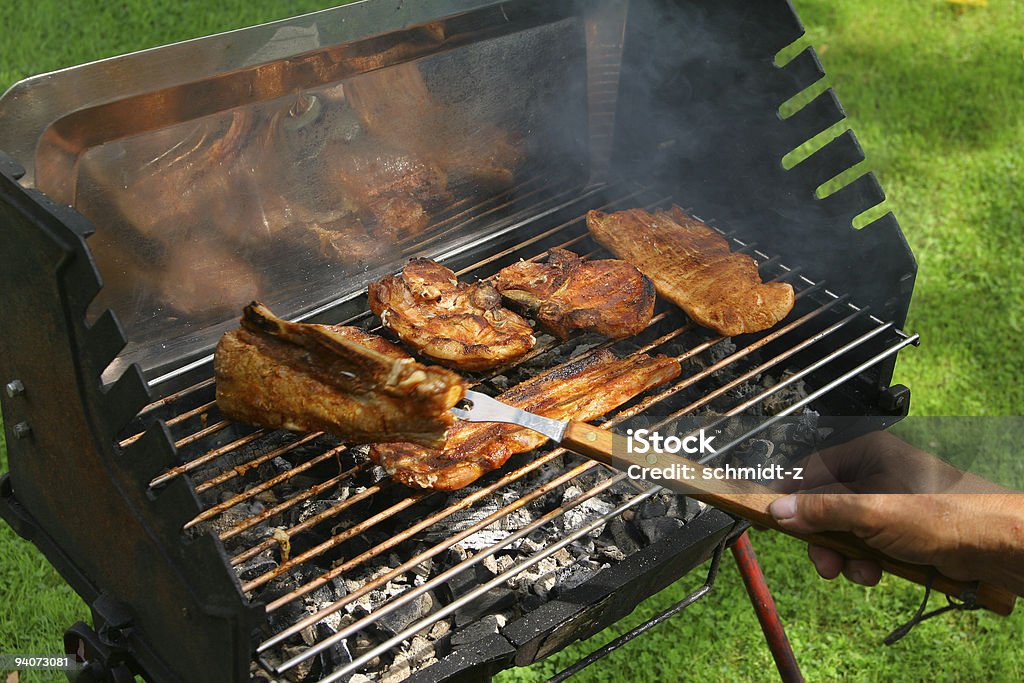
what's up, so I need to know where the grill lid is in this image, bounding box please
[0,0,612,380]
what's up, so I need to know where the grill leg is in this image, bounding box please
[732,532,804,683]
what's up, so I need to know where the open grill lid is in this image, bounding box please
[0,1,605,380]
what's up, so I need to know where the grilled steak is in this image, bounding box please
[587,206,794,336]
[370,349,681,490]
[491,248,656,340]
[215,302,466,448]
[368,259,536,371]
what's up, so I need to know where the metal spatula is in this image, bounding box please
[452,389,1017,614]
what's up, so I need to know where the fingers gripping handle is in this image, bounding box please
[560,421,1017,616]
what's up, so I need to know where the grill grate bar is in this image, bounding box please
[134,378,214,418]
[172,419,231,448]
[263,455,605,624]
[193,432,322,494]
[403,175,584,254]
[120,399,216,448]
[311,484,662,682]
[263,461,618,659]
[184,444,347,530]
[669,306,871,420]
[220,462,369,542]
[149,429,267,488]
[240,491,433,592]
[230,481,395,566]
[706,333,920,463]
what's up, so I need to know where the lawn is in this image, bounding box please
[1,1,1022,682]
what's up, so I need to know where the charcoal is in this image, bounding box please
[521,593,545,612]
[303,579,336,612]
[638,498,668,519]
[271,456,294,473]
[439,563,482,602]
[739,438,775,467]
[368,465,390,484]
[560,486,614,536]
[454,587,516,627]
[458,528,510,551]
[280,644,315,682]
[517,536,545,554]
[297,498,344,524]
[533,571,557,597]
[267,601,308,636]
[690,339,736,369]
[761,377,809,416]
[315,621,353,672]
[672,495,702,523]
[596,543,628,562]
[380,650,411,683]
[608,518,641,555]
[638,516,686,544]
[410,556,433,586]
[450,614,505,647]
[488,374,511,391]
[569,537,595,560]
[376,592,434,636]
[429,619,452,640]
[405,635,436,671]
[236,549,278,582]
[551,561,605,595]
[481,553,516,578]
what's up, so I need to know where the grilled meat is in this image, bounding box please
[492,248,656,340]
[215,302,466,448]
[368,259,536,371]
[370,349,681,490]
[587,206,794,336]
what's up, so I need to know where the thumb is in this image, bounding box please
[768,492,874,536]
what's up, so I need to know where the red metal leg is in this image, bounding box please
[732,531,804,683]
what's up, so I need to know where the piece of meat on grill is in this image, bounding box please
[215,302,466,448]
[491,248,656,340]
[367,259,536,371]
[587,206,795,336]
[370,348,681,490]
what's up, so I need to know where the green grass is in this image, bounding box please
[2,0,1023,681]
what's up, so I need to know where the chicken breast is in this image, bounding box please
[370,348,681,490]
[215,302,466,448]
[491,248,656,340]
[367,259,536,371]
[587,206,794,336]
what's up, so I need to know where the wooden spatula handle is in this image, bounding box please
[561,421,1017,616]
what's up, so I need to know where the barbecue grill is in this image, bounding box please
[0,1,923,681]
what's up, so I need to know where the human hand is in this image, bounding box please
[767,431,1021,592]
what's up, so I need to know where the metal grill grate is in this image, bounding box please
[131,181,917,681]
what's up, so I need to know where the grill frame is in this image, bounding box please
[0,1,919,681]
